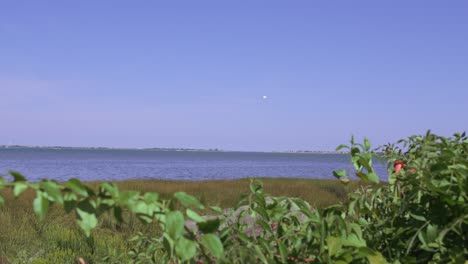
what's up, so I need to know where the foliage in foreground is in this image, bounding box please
[0,179,351,263]
[0,131,466,263]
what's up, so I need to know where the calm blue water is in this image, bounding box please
[0,148,388,182]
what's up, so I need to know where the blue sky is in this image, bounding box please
[1,1,467,151]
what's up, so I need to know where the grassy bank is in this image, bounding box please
[0,178,362,263]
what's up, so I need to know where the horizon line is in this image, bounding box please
[0,144,345,154]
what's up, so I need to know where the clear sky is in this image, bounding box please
[1,1,467,151]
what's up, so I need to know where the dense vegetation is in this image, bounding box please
[0,131,466,263]
[0,179,356,263]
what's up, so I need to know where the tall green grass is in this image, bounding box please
[0,178,362,263]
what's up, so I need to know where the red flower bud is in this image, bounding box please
[394,160,406,174]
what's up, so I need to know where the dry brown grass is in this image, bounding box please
[84,178,362,209]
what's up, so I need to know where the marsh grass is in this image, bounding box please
[94,178,363,208]
[0,178,365,263]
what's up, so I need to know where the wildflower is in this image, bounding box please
[394,160,406,174]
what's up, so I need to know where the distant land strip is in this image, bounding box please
[0,145,347,154]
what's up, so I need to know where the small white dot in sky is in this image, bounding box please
[262,95,268,99]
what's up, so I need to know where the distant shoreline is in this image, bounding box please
[0,145,347,155]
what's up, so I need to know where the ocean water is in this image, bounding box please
[0,148,388,182]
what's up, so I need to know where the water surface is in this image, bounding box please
[0,148,388,182]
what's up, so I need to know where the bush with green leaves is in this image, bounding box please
[333,131,467,263]
[0,131,466,263]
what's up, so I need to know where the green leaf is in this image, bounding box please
[0,195,4,206]
[144,192,159,203]
[175,237,198,261]
[201,234,224,258]
[186,209,206,223]
[277,240,287,263]
[197,218,220,234]
[253,206,269,220]
[118,191,139,206]
[249,179,263,194]
[364,137,371,151]
[410,213,426,222]
[65,178,89,197]
[237,231,250,244]
[162,233,174,258]
[64,200,76,213]
[342,233,366,248]
[13,182,28,197]
[335,144,349,151]
[33,192,49,221]
[41,181,63,203]
[355,171,368,181]
[77,199,96,212]
[364,249,388,264]
[114,206,123,223]
[388,173,397,185]
[9,171,26,182]
[210,206,222,213]
[350,146,360,156]
[294,199,313,217]
[76,207,98,237]
[418,231,427,247]
[100,182,118,197]
[333,169,347,179]
[134,201,152,223]
[133,201,149,215]
[349,223,363,239]
[448,164,466,170]
[174,192,204,209]
[426,224,438,243]
[366,172,380,183]
[355,171,380,183]
[64,192,77,201]
[327,236,342,257]
[254,245,269,264]
[166,211,184,240]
